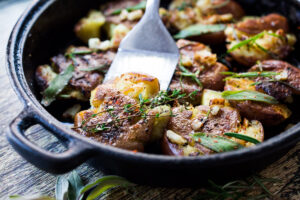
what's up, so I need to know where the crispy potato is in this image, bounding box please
[150,105,172,141]
[224,77,291,125]
[35,65,57,91]
[166,0,244,44]
[169,39,228,105]
[74,84,157,151]
[225,14,296,67]
[75,72,165,151]
[249,60,300,98]
[74,10,106,44]
[162,104,264,156]
[201,89,230,106]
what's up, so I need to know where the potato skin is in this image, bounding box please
[169,39,228,105]
[249,60,300,97]
[224,78,292,126]
[75,84,156,152]
[225,14,296,67]
[162,105,264,156]
[214,0,245,20]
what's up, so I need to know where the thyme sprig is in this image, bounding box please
[80,90,198,133]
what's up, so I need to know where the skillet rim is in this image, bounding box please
[6,0,300,165]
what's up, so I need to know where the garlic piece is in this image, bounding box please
[128,9,143,21]
[191,119,204,131]
[210,105,220,116]
[88,38,101,49]
[119,9,129,21]
[166,130,187,145]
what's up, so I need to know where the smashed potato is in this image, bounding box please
[169,39,228,105]
[74,10,106,44]
[225,14,296,66]
[162,104,264,156]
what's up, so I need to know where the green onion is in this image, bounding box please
[174,24,226,39]
[192,133,243,153]
[179,65,203,87]
[227,31,265,53]
[41,64,74,106]
[224,133,261,144]
[111,1,147,15]
[80,64,107,72]
[221,90,278,104]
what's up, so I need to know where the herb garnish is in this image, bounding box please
[110,1,147,15]
[192,133,243,153]
[179,65,203,87]
[227,31,285,53]
[81,90,197,133]
[41,64,74,106]
[221,71,279,80]
[224,132,261,144]
[174,24,226,39]
[221,90,279,104]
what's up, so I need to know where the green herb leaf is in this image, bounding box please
[111,1,146,15]
[41,64,74,106]
[55,176,69,200]
[221,71,279,79]
[174,24,226,39]
[227,31,265,53]
[82,176,134,200]
[224,133,261,144]
[67,171,84,200]
[80,64,107,72]
[221,90,279,104]
[179,65,203,87]
[9,195,54,200]
[192,133,243,153]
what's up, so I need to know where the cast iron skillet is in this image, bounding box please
[6,0,300,186]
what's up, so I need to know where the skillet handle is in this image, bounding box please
[7,108,93,174]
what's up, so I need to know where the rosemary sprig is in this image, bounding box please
[221,71,279,80]
[224,132,261,144]
[179,65,203,87]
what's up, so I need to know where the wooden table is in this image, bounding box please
[1,1,300,199]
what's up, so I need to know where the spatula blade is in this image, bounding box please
[104,49,179,91]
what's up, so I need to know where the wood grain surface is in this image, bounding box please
[0,1,300,200]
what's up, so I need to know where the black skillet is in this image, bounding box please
[6,0,300,186]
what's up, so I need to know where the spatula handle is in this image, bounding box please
[145,0,160,17]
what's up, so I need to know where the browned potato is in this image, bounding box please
[74,84,157,151]
[249,60,300,99]
[166,0,244,44]
[101,0,144,48]
[169,39,228,105]
[225,14,296,66]
[35,46,115,100]
[162,105,264,156]
[75,73,170,151]
[224,78,291,126]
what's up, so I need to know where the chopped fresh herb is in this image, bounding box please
[41,64,75,106]
[227,31,266,53]
[179,65,203,87]
[192,133,243,153]
[174,24,226,39]
[224,132,261,144]
[221,71,279,80]
[221,90,279,104]
[80,64,107,72]
[111,1,146,15]
[250,81,263,86]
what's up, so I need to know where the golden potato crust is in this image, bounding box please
[225,14,296,66]
[162,104,264,156]
[169,39,228,105]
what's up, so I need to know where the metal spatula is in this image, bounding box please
[104,0,179,90]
